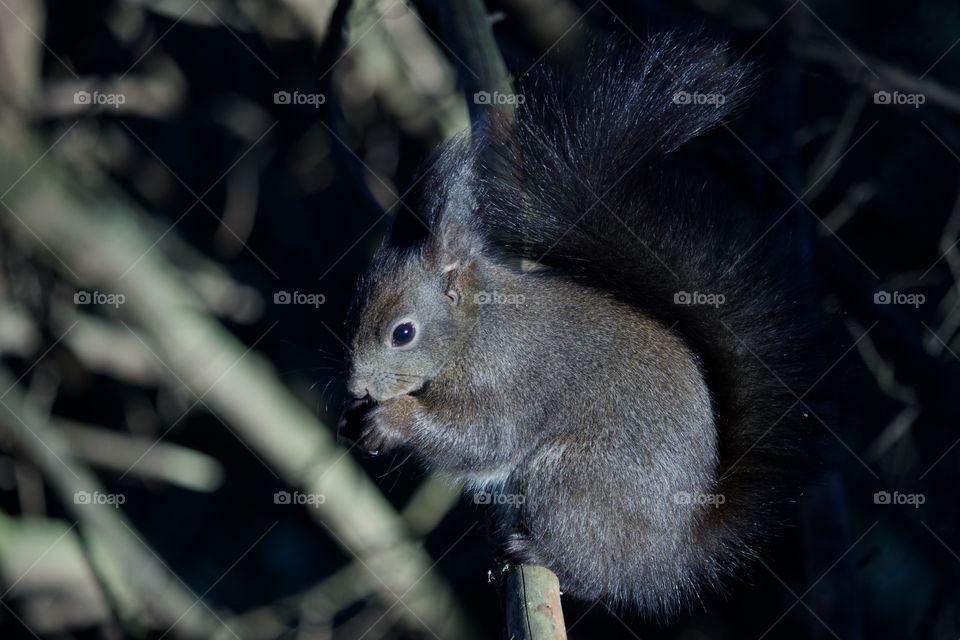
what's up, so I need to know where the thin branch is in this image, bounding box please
[503,564,567,640]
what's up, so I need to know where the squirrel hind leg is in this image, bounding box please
[488,507,550,566]
[498,530,549,567]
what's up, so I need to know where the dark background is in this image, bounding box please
[0,0,958,638]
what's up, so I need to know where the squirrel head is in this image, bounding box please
[346,137,484,403]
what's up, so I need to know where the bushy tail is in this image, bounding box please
[476,33,816,577]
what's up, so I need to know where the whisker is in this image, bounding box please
[381,451,416,482]
[316,377,338,415]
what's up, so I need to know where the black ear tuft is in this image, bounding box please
[393,133,484,271]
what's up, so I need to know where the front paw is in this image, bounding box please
[338,396,375,446]
[356,397,417,455]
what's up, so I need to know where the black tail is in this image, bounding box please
[476,33,817,571]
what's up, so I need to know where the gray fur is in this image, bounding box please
[343,34,810,617]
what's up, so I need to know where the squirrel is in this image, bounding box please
[340,33,816,616]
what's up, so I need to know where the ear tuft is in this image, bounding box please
[413,133,485,273]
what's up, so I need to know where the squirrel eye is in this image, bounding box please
[391,322,416,347]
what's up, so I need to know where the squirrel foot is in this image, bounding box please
[499,530,548,567]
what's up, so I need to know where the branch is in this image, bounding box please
[436,0,515,122]
[503,564,567,640]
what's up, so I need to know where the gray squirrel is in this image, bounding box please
[341,33,814,616]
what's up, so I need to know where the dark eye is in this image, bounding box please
[391,322,416,347]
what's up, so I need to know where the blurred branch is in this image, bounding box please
[436,0,514,122]
[0,366,230,638]
[276,0,338,43]
[0,306,158,385]
[227,474,463,638]
[340,0,469,144]
[0,513,121,636]
[800,39,960,114]
[0,111,478,640]
[0,0,45,110]
[44,75,186,119]
[399,473,461,534]
[500,0,586,58]
[60,420,224,491]
[805,93,867,201]
[820,182,877,233]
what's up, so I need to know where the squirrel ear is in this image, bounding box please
[405,132,483,273]
[430,152,483,273]
[432,210,481,274]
